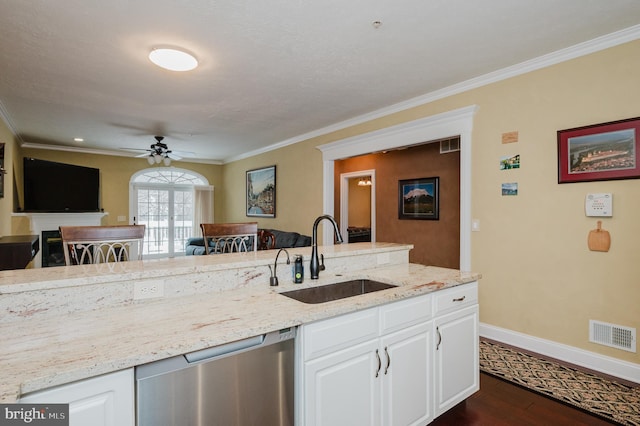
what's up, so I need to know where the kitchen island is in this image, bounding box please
[0,242,480,423]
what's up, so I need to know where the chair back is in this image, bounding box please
[59,225,146,265]
[258,229,276,250]
[200,222,258,254]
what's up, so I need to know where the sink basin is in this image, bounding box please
[280,279,397,304]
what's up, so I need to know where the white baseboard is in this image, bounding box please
[480,323,640,384]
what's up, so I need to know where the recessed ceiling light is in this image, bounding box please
[74,138,84,142]
[149,48,198,72]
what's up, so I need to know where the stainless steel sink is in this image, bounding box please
[280,279,397,304]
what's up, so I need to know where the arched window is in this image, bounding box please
[130,167,213,258]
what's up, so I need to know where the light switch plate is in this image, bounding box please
[585,193,612,217]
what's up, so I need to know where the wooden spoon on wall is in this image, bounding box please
[588,220,611,252]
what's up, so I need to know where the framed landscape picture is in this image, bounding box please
[557,117,640,183]
[246,165,276,217]
[398,177,439,220]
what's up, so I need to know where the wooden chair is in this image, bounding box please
[59,225,146,265]
[258,229,276,250]
[200,222,258,254]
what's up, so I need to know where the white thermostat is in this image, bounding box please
[585,193,612,217]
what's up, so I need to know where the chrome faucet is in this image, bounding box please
[310,215,344,279]
[268,248,290,286]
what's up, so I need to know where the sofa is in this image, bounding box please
[185,228,311,255]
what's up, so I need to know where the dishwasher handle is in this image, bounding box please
[185,334,265,363]
[136,327,297,381]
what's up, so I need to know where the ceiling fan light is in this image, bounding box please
[163,156,171,166]
[154,154,162,164]
[147,155,155,165]
[149,48,198,72]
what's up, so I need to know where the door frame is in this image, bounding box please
[131,183,192,258]
[339,169,376,243]
[317,105,477,270]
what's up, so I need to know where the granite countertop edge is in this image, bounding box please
[1,262,480,403]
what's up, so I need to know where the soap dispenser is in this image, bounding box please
[293,254,304,283]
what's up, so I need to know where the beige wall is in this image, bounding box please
[13,149,223,232]
[1,40,638,365]
[463,41,639,364]
[0,119,20,237]
[220,140,325,235]
[222,40,640,364]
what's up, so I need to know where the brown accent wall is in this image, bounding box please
[335,142,460,268]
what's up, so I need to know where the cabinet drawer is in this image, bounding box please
[433,281,478,316]
[302,307,378,360]
[379,294,432,334]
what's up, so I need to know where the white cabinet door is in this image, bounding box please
[300,294,434,426]
[20,369,134,426]
[433,304,479,416]
[304,340,381,426]
[381,322,432,426]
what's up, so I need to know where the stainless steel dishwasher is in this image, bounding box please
[136,327,296,426]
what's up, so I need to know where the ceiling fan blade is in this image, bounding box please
[134,152,151,158]
[171,150,196,158]
[119,147,149,152]
[166,152,182,160]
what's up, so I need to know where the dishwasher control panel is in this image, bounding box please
[278,327,296,341]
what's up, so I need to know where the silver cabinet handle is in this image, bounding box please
[384,347,390,375]
[375,349,381,377]
[436,326,442,351]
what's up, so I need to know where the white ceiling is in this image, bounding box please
[1,1,639,164]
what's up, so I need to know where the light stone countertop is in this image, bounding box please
[0,243,480,403]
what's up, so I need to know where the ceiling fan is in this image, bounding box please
[133,136,188,165]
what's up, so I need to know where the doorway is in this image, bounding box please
[339,169,376,243]
[318,105,476,270]
[130,168,210,259]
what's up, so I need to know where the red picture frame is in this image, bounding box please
[557,117,640,183]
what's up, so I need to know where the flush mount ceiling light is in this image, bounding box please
[149,48,198,72]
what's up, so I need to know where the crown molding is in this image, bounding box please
[0,99,20,140]
[20,142,223,165]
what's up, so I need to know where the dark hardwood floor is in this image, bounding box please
[430,373,616,426]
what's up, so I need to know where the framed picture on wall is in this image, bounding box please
[557,116,640,183]
[398,177,439,220]
[246,165,276,217]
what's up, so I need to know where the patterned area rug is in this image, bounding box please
[479,339,640,425]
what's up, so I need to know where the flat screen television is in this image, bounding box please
[23,158,100,212]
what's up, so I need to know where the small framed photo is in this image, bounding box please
[502,182,518,196]
[557,117,640,183]
[246,165,276,217]
[398,177,439,220]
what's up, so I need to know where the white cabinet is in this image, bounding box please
[300,294,433,426]
[380,322,432,426]
[298,281,479,426]
[304,338,380,425]
[20,368,134,426]
[433,283,479,416]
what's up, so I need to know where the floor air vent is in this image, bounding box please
[589,320,636,353]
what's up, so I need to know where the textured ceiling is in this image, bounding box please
[0,0,639,163]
